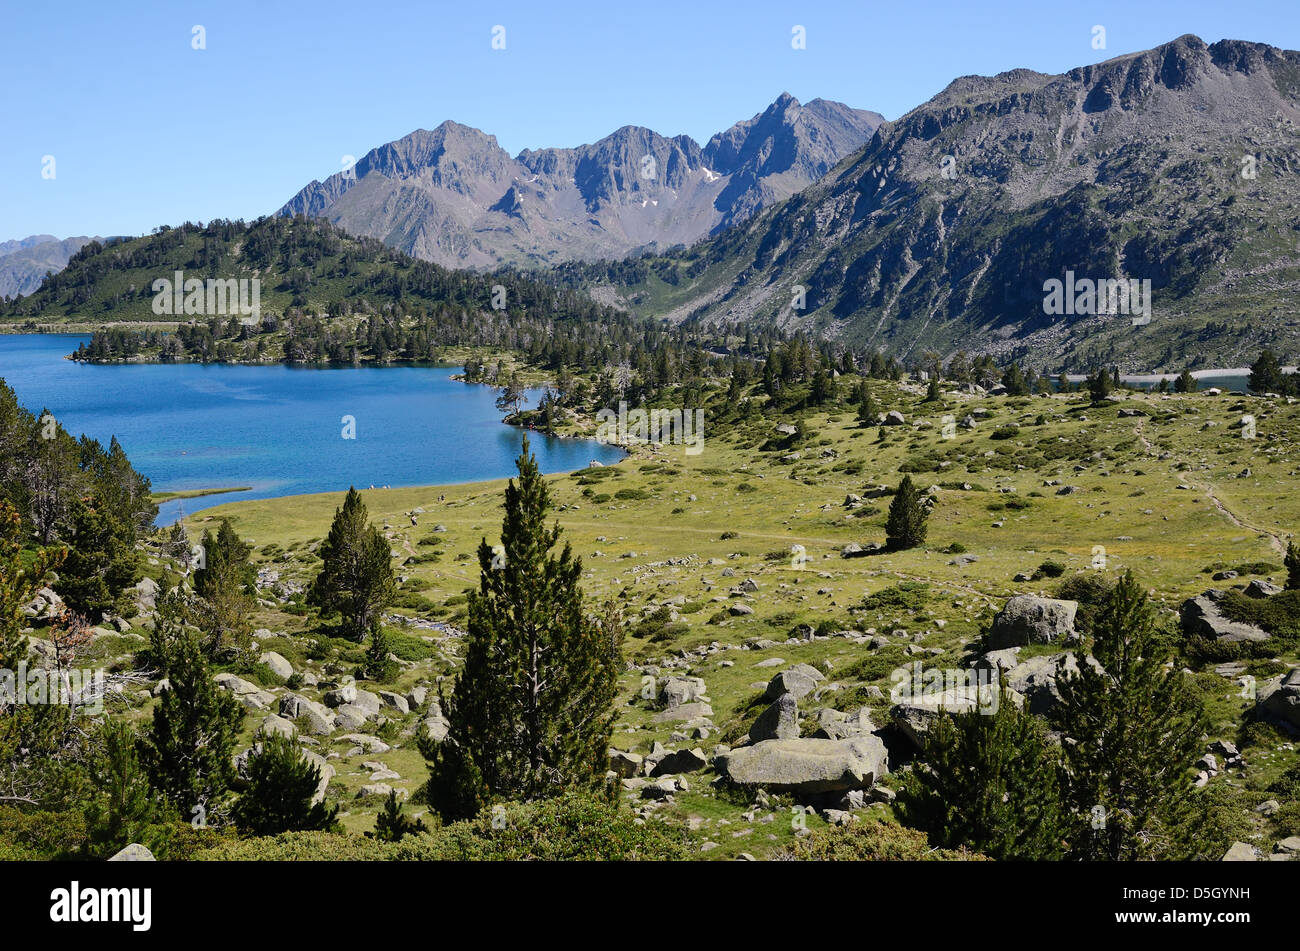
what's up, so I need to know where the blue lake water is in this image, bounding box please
[0,334,624,524]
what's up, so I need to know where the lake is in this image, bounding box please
[0,334,624,524]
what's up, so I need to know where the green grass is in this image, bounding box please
[164,378,1300,858]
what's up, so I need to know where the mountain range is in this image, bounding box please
[592,35,1300,371]
[277,94,882,269]
[9,35,1300,373]
[0,235,101,298]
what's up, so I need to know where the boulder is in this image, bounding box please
[339,733,390,753]
[715,736,888,795]
[259,651,293,680]
[333,706,369,730]
[608,749,643,778]
[650,747,709,776]
[132,577,160,611]
[377,691,410,715]
[891,685,1003,750]
[763,663,825,701]
[421,716,450,743]
[811,707,875,741]
[641,776,680,800]
[357,784,393,799]
[749,693,800,742]
[278,694,335,735]
[300,748,334,805]
[213,672,261,695]
[1001,652,1100,715]
[1245,579,1283,598]
[653,702,713,723]
[1180,591,1269,643]
[406,686,428,710]
[108,844,155,862]
[1222,842,1258,861]
[1257,667,1300,729]
[213,672,276,709]
[661,677,707,709]
[257,714,296,738]
[987,595,1078,648]
[973,647,1021,672]
[323,683,358,707]
[351,689,383,718]
[882,411,906,426]
[729,603,755,616]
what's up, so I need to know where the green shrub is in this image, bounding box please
[860,581,930,613]
[1055,572,1114,631]
[0,806,88,860]
[1035,560,1067,579]
[198,795,688,861]
[1218,590,1300,643]
[789,816,987,861]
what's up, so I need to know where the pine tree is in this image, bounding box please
[362,619,398,683]
[139,592,245,818]
[494,373,526,418]
[192,519,254,658]
[809,368,835,405]
[57,497,139,622]
[0,502,78,809]
[886,475,929,551]
[424,437,622,821]
[857,389,878,427]
[898,681,1065,859]
[1002,363,1029,396]
[231,732,338,835]
[1249,349,1289,395]
[84,721,164,857]
[1087,369,1112,403]
[1174,368,1197,393]
[165,520,192,571]
[308,488,395,639]
[1050,571,1206,860]
[923,377,941,402]
[1285,539,1300,590]
[0,501,64,672]
[370,789,427,842]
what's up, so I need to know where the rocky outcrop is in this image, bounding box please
[763,664,825,701]
[987,595,1078,648]
[1180,590,1270,643]
[750,693,800,742]
[1257,667,1300,729]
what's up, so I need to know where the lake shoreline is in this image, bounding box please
[2,334,626,528]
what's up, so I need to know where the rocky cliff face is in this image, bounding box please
[614,36,1300,372]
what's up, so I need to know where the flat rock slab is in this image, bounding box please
[716,736,887,795]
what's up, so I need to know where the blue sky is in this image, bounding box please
[2,0,1297,240]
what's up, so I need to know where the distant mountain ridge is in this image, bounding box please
[590,35,1300,372]
[278,94,883,268]
[0,235,101,298]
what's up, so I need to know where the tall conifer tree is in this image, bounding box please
[1051,571,1205,860]
[425,438,622,820]
[309,488,395,640]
